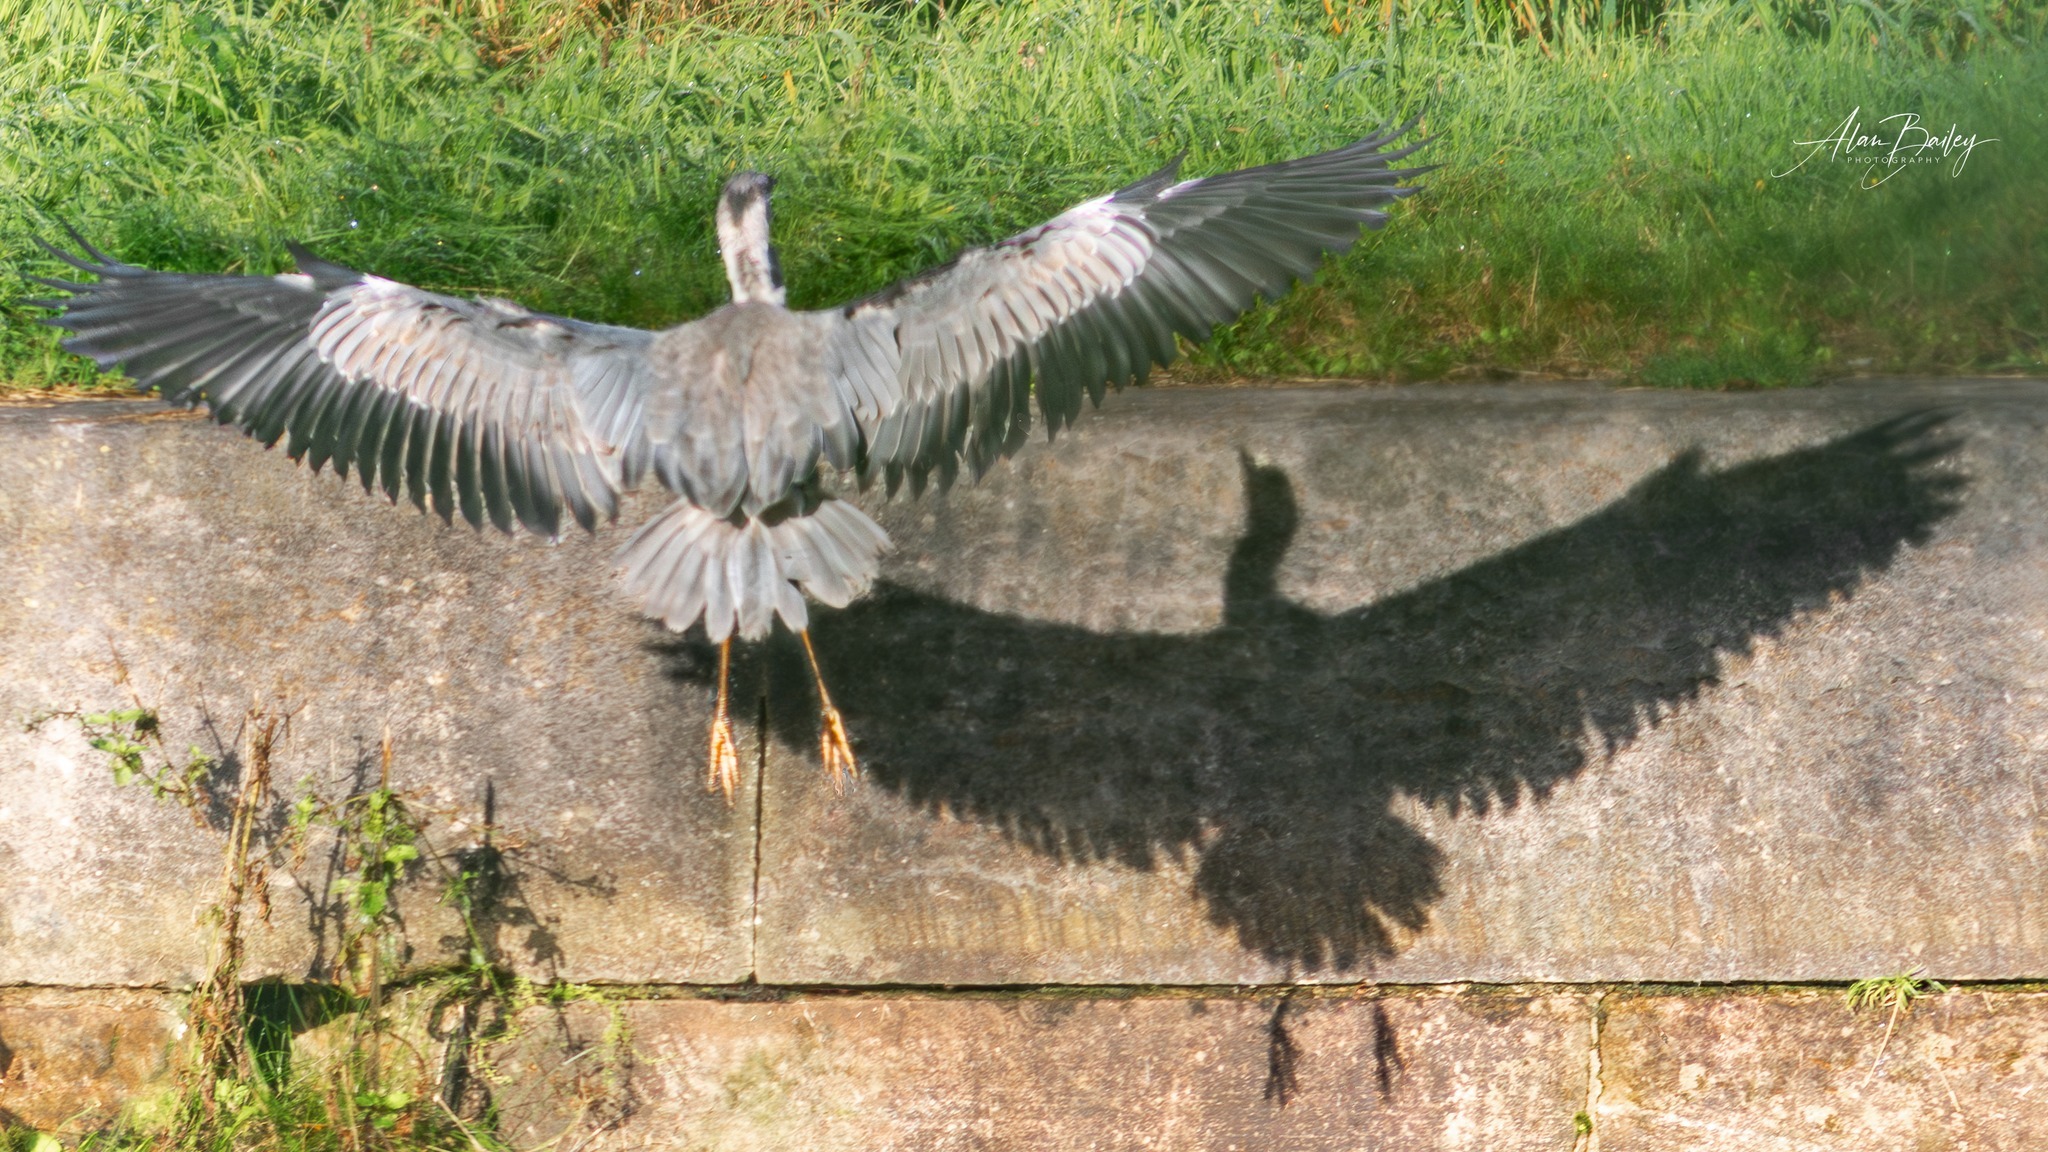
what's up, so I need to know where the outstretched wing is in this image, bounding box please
[30,234,657,539]
[821,122,1430,493]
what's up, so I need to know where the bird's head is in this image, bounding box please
[716,170,785,306]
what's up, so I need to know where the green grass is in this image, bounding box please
[1,0,2043,394]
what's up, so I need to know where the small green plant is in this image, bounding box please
[82,707,217,801]
[278,730,447,1147]
[20,704,218,817]
[24,695,491,1150]
[299,732,426,997]
[1846,968,1947,1013]
[1847,967,1947,1086]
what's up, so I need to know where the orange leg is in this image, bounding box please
[800,630,858,790]
[707,639,741,803]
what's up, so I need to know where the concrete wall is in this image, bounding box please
[3,380,2045,1147]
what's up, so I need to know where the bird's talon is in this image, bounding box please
[820,703,858,792]
[706,638,740,804]
[708,712,741,803]
[800,629,859,791]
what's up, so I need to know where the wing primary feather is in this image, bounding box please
[1099,301,1140,390]
[55,296,222,339]
[285,240,364,290]
[941,370,971,464]
[555,442,598,533]
[1142,257,1225,338]
[427,413,459,523]
[335,380,385,488]
[999,353,1034,460]
[295,361,354,472]
[455,421,485,529]
[275,356,344,462]
[970,362,1007,460]
[376,391,411,500]
[503,427,537,533]
[1071,306,1114,405]
[1026,342,1061,437]
[235,341,321,446]
[480,424,515,534]
[1189,220,1310,295]
[1168,247,1258,318]
[272,353,345,447]
[582,450,619,524]
[523,438,562,539]
[403,402,433,511]
[197,329,299,421]
[1115,283,1178,367]
[57,224,132,269]
[35,236,113,275]
[87,316,263,394]
[1042,325,1086,433]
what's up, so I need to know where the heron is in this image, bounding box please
[30,123,1429,801]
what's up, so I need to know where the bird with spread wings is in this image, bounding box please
[31,123,1430,800]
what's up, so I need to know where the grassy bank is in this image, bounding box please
[2,0,2043,392]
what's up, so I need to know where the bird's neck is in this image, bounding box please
[717,182,786,306]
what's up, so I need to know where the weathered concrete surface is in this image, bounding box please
[0,403,755,987]
[487,992,1591,1152]
[482,987,2048,1152]
[1599,988,2048,1150]
[752,380,2047,984]
[0,989,180,1133]
[6,381,2048,988]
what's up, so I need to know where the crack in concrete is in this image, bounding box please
[1579,989,1606,1152]
[747,693,768,981]
[17,979,2048,998]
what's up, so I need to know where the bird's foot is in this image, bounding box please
[707,708,741,803]
[800,629,859,791]
[706,638,740,804]
[819,703,858,792]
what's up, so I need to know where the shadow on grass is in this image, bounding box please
[666,412,1963,973]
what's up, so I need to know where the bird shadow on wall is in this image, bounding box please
[677,411,1965,973]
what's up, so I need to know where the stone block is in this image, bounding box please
[488,992,1591,1152]
[0,989,181,1133]
[1598,988,2048,1150]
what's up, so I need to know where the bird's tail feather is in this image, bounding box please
[617,497,890,641]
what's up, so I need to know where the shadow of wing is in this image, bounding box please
[669,410,1964,972]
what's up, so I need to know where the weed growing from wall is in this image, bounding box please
[1847,967,1949,1087]
[16,696,545,1152]
[21,697,286,1136]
